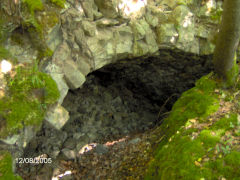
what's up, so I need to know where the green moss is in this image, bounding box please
[203,151,240,179]
[0,151,22,180]
[146,135,205,179]
[21,0,44,33]
[49,0,66,8]
[37,72,60,104]
[145,73,226,179]
[0,46,11,59]
[0,64,59,138]
[198,130,220,148]
[211,113,238,132]
[145,128,239,179]
[37,47,53,60]
[0,46,17,64]
[162,73,219,138]
[22,0,43,14]
[210,8,223,24]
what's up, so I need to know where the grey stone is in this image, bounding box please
[0,134,19,145]
[63,59,86,89]
[130,19,151,41]
[170,5,193,25]
[81,0,94,20]
[81,21,96,37]
[60,174,73,180]
[156,23,178,45]
[96,18,119,27]
[73,132,85,140]
[43,61,69,104]
[61,148,76,160]
[145,11,159,27]
[94,144,108,154]
[196,24,210,39]
[95,0,118,18]
[45,104,69,130]
[46,24,63,52]
[5,38,38,64]
[63,138,76,149]
[49,73,69,104]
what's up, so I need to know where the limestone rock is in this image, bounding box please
[1,125,38,150]
[171,5,193,25]
[156,23,178,45]
[114,25,133,58]
[81,21,96,37]
[81,0,94,20]
[171,5,197,53]
[50,73,69,104]
[62,59,86,89]
[86,29,114,69]
[145,29,158,54]
[96,18,119,27]
[133,40,149,57]
[61,148,76,160]
[75,55,91,76]
[159,0,178,9]
[46,24,63,52]
[45,104,69,130]
[52,41,71,64]
[196,24,210,39]
[43,62,69,104]
[145,11,159,27]
[130,19,151,41]
[0,134,19,145]
[95,0,118,18]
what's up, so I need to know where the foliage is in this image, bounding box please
[21,0,44,32]
[0,46,11,60]
[210,8,223,24]
[0,151,22,180]
[144,73,240,179]
[0,62,60,138]
[22,0,43,14]
[0,46,17,64]
[49,0,66,8]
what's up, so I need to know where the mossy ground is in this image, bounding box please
[0,151,22,180]
[145,73,240,180]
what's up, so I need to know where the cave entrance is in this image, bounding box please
[61,48,212,145]
[16,49,212,179]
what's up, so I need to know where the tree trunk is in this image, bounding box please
[213,0,240,86]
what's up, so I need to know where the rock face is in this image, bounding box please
[43,0,226,105]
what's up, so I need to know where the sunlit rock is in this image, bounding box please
[62,59,86,89]
[0,60,12,73]
[45,104,69,130]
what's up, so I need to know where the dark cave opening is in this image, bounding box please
[61,49,213,143]
[16,49,213,179]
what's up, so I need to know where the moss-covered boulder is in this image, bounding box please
[145,73,240,179]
